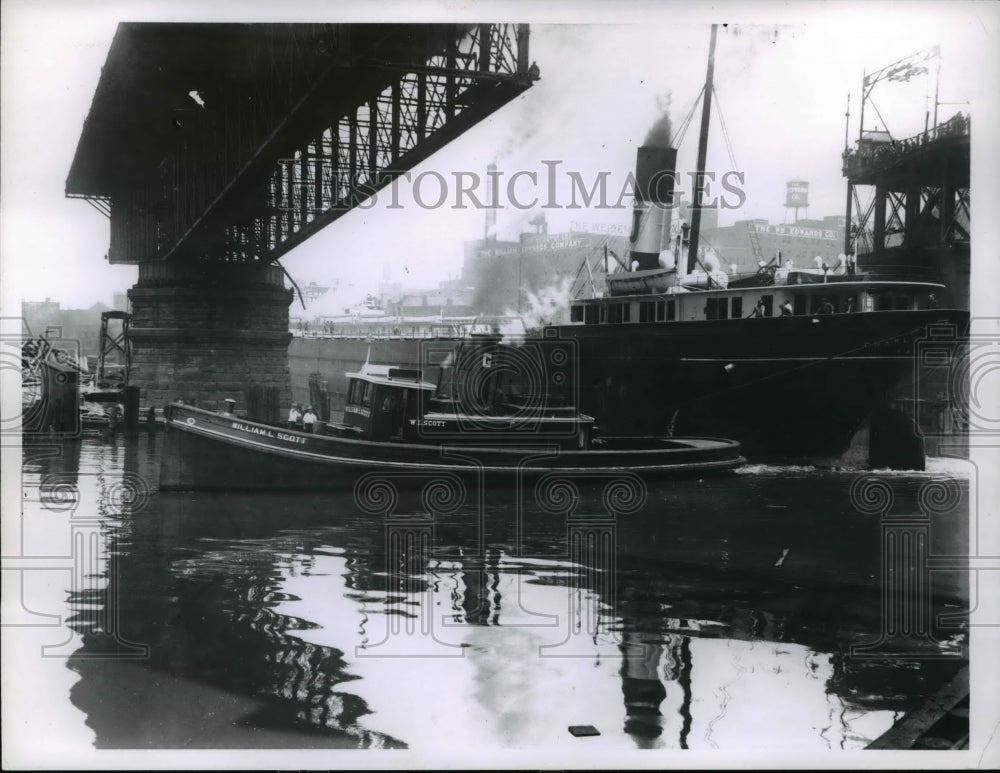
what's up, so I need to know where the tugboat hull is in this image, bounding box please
[159,404,744,492]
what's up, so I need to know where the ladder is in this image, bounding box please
[746,221,764,263]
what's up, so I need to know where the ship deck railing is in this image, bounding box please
[291,329,463,340]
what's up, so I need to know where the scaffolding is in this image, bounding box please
[96,311,131,390]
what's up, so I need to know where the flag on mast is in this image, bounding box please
[864,45,940,87]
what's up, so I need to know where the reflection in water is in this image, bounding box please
[19,436,970,751]
[619,634,673,747]
[65,504,402,748]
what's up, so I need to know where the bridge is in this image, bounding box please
[843,114,970,308]
[66,23,537,416]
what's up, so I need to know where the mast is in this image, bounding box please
[858,69,867,143]
[932,50,941,131]
[687,24,718,274]
[843,92,851,153]
[844,92,854,255]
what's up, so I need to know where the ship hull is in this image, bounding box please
[551,309,968,462]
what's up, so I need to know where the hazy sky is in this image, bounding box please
[1,1,997,310]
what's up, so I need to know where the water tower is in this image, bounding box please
[784,179,809,223]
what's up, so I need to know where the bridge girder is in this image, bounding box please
[66,23,536,264]
[842,117,970,257]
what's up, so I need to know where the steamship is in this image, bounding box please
[551,221,961,463]
[548,27,968,466]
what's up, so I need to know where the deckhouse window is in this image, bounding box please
[705,297,728,320]
[571,305,583,323]
[584,305,598,325]
[894,293,914,311]
[871,291,911,312]
[731,297,743,318]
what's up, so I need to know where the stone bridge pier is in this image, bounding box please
[127,262,292,419]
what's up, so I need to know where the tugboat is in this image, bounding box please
[549,26,968,467]
[159,334,744,491]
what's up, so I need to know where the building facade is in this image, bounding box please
[700,215,847,270]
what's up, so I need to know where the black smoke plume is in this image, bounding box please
[643,94,672,147]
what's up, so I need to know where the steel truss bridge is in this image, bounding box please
[67,23,536,265]
[843,116,970,258]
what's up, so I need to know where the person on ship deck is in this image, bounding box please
[302,406,318,433]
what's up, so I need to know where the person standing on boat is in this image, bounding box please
[845,254,857,277]
[111,401,125,432]
[817,297,835,315]
[779,300,794,317]
[747,299,766,318]
[302,406,318,433]
[843,297,856,313]
[288,403,302,429]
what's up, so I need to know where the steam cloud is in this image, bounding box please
[504,277,574,329]
[465,233,626,324]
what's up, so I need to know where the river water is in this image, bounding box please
[7,432,971,762]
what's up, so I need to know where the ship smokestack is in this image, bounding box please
[629,146,677,271]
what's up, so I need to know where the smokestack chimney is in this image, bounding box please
[485,163,498,241]
[629,146,677,271]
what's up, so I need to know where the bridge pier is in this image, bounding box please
[127,263,292,418]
